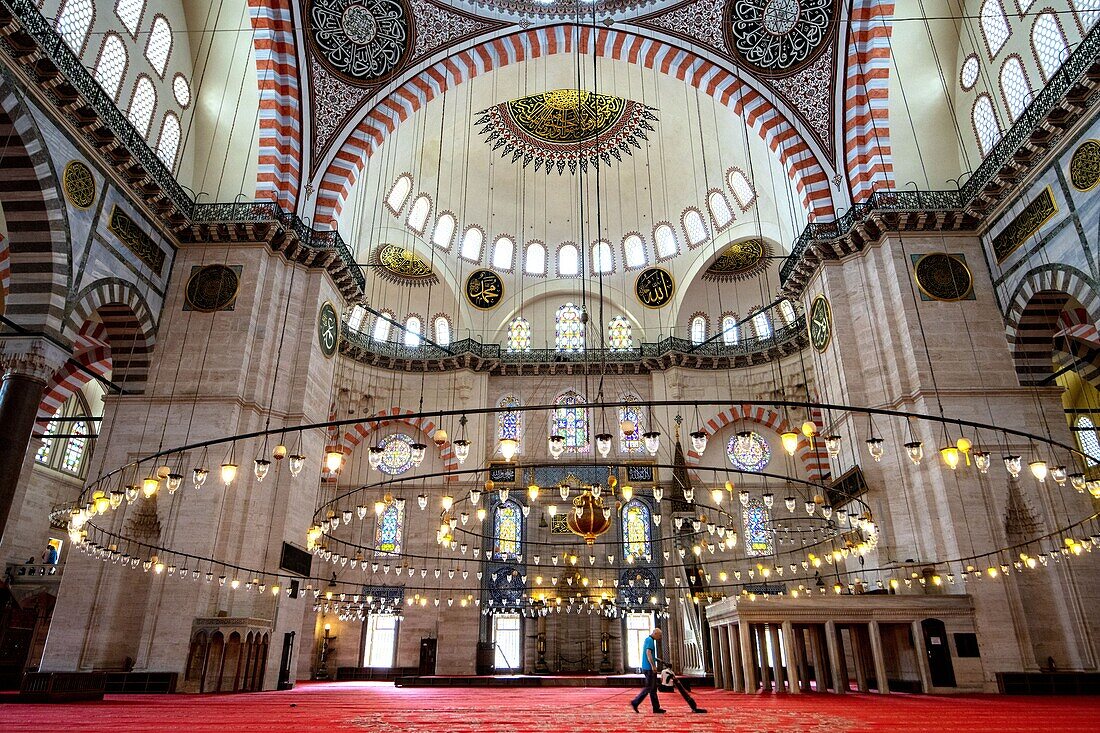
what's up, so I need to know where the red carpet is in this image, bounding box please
[2,681,1098,732]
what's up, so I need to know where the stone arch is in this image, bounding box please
[312,26,836,228]
[64,279,158,395]
[0,78,71,338]
[686,404,828,481]
[35,320,111,427]
[328,407,459,480]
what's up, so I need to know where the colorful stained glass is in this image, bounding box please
[498,396,521,444]
[378,434,414,475]
[727,432,771,472]
[555,303,585,352]
[507,317,531,352]
[608,316,632,350]
[60,420,88,475]
[622,500,651,560]
[553,391,589,451]
[619,401,645,454]
[493,501,521,559]
[742,501,773,557]
[35,413,60,465]
[375,502,404,554]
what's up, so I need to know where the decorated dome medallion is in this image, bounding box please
[308,0,411,84]
[702,239,772,282]
[725,0,836,75]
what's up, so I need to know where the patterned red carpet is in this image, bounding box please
[2,681,1098,732]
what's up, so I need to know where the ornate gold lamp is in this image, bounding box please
[567,485,615,545]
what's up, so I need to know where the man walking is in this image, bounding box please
[630,627,666,714]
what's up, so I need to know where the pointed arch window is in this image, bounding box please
[431,213,455,250]
[623,234,647,269]
[127,75,157,138]
[493,501,522,560]
[406,195,431,234]
[558,243,580,276]
[608,316,632,350]
[722,314,741,346]
[690,314,708,345]
[1076,416,1100,466]
[372,310,395,341]
[592,240,614,274]
[507,317,531,352]
[742,500,773,557]
[619,398,645,454]
[492,235,515,271]
[385,175,413,214]
[707,190,735,230]
[156,112,181,169]
[980,0,1011,58]
[682,209,709,247]
[778,299,797,325]
[727,168,758,210]
[752,310,773,339]
[115,0,146,37]
[1031,12,1069,82]
[375,501,404,554]
[555,303,585,353]
[498,396,522,448]
[524,241,546,275]
[404,315,422,347]
[460,226,484,263]
[553,391,589,451]
[56,0,94,55]
[654,224,678,259]
[622,500,652,560]
[94,33,129,101]
[1000,56,1033,122]
[973,94,1001,156]
[347,305,367,332]
[35,394,93,479]
[145,15,173,78]
[433,315,451,346]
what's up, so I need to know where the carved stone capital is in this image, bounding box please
[0,337,70,384]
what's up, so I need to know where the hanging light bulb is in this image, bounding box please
[453,439,471,465]
[441,495,454,512]
[621,485,634,502]
[220,462,239,486]
[762,492,774,508]
[690,430,708,453]
[1029,460,1048,483]
[738,490,750,507]
[288,454,306,476]
[974,450,991,474]
[500,488,510,503]
[433,428,449,447]
[1051,465,1068,486]
[620,416,636,437]
[470,488,482,505]
[711,488,724,505]
[325,450,344,473]
[499,438,519,462]
[904,441,924,465]
[780,430,799,456]
[804,500,815,516]
[866,437,885,462]
[1071,473,1087,492]
[357,504,368,520]
[272,444,288,461]
[192,468,209,489]
[254,459,271,481]
[653,487,663,502]
[527,483,539,502]
[784,496,796,513]
[548,504,558,517]
[559,484,570,501]
[109,490,124,510]
[410,443,427,466]
[1004,455,1022,478]
[166,473,183,495]
[643,431,661,455]
[374,500,386,516]
[476,507,487,522]
[417,494,428,510]
[683,487,694,502]
[125,485,139,503]
[142,476,159,499]
[548,434,566,459]
[824,435,842,457]
[368,446,384,470]
[595,433,612,458]
[821,505,833,520]
[940,446,961,470]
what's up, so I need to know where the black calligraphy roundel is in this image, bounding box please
[465,269,504,310]
[635,267,675,309]
[318,301,340,358]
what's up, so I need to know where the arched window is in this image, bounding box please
[385,175,412,214]
[35,394,93,478]
[682,209,709,247]
[960,53,980,91]
[592,240,614,274]
[752,310,773,339]
[722,314,740,346]
[524,241,546,275]
[558,243,580,276]
[404,315,422,347]
[145,15,173,77]
[973,94,1001,156]
[690,314,708,345]
[608,316,632,350]
[491,235,514,270]
[727,167,757,210]
[1073,0,1100,30]
[507,317,531,352]
[555,303,585,353]
[493,501,522,560]
[406,195,431,234]
[115,0,146,37]
[375,501,404,554]
[619,397,645,453]
[1076,416,1100,466]
[980,0,1011,58]
[622,234,647,269]
[173,73,191,108]
[1032,12,1069,81]
[56,0,94,55]
[433,315,451,346]
[654,224,678,259]
[347,305,367,332]
[742,499,774,557]
[431,213,455,250]
[459,226,483,263]
[552,391,589,451]
[94,33,128,101]
[622,499,652,560]
[707,190,735,230]
[156,112,181,169]
[498,395,522,447]
[372,310,395,341]
[127,75,157,138]
[1000,56,1033,122]
[779,299,797,325]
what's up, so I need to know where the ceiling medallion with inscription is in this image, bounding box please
[475,89,657,175]
[466,269,504,310]
[1069,139,1100,192]
[373,244,438,286]
[724,0,835,75]
[808,294,831,353]
[701,239,772,282]
[185,264,240,313]
[62,161,96,209]
[913,253,974,302]
[635,267,675,309]
[308,0,411,84]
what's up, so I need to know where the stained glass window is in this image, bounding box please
[727,432,771,472]
[498,396,522,447]
[1076,416,1100,467]
[507,317,531,352]
[742,501,773,557]
[35,413,60,465]
[556,303,585,353]
[619,399,645,454]
[622,500,651,560]
[378,434,414,475]
[493,501,522,560]
[61,419,88,475]
[608,316,632,350]
[553,391,589,451]
[375,501,404,554]
[34,395,94,478]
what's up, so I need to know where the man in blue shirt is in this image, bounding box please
[630,627,666,714]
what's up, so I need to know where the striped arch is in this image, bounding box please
[685,404,826,481]
[313,26,836,227]
[65,279,158,395]
[249,0,302,211]
[844,0,895,201]
[0,79,70,338]
[36,321,111,427]
[327,407,459,481]
[1004,266,1100,386]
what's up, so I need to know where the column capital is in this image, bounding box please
[0,337,70,384]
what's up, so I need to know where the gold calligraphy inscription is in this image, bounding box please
[107,205,166,275]
[990,186,1057,264]
[507,89,627,144]
[635,267,675,309]
[702,239,771,282]
[1069,139,1100,192]
[378,243,434,279]
[465,269,504,310]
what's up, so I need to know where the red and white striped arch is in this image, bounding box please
[311,26,837,228]
[36,321,112,428]
[843,0,895,202]
[686,404,828,482]
[326,407,459,481]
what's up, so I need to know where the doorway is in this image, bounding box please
[625,612,654,671]
[492,614,521,671]
[921,618,957,687]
